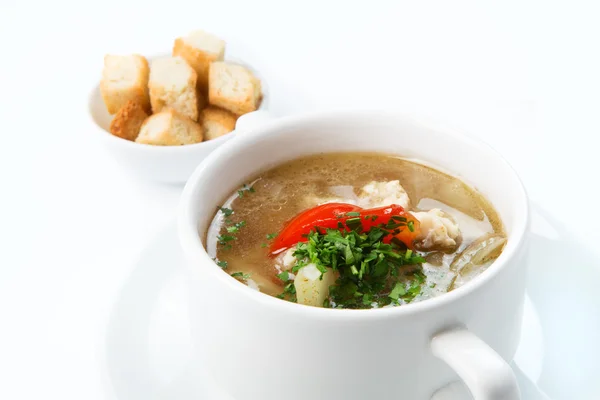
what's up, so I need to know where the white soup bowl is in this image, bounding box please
[178,111,529,400]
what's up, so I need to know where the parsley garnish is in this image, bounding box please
[277,281,297,302]
[388,282,406,300]
[226,220,246,233]
[217,234,236,244]
[266,232,278,240]
[219,207,234,217]
[237,183,255,197]
[216,205,246,250]
[277,271,290,281]
[288,224,426,309]
[231,271,251,280]
[214,259,228,269]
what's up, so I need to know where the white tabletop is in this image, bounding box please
[1,1,599,399]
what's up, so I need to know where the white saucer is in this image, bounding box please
[99,205,600,400]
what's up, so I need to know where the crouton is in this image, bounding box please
[148,57,200,121]
[136,110,204,146]
[173,30,225,94]
[200,106,237,140]
[109,100,149,141]
[100,54,150,114]
[208,62,261,115]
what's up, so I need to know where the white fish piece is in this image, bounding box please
[358,180,411,209]
[303,195,358,208]
[412,208,461,251]
[275,248,298,271]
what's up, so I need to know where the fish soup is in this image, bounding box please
[206,153,506,309]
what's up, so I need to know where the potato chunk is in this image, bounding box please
[294,264,336,308]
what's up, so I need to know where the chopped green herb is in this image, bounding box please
[215,259,228,269]
[217,234,236,244]
[345,217,362,231]
[277,281,297,302]
[231,271,251,280]
[226,220,247,233]
[345,211,361,217]
[219,207,234,217]
[277,271,290,281]
[284,282,296,293]
[237,183,255,197]
[261,243,267,248]
[407,220,415,232]
[385,221,404,230]
[288,225,426,309]
[266,232,278,240]
[389,282,406,300]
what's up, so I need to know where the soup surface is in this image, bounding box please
[206,153,505,309]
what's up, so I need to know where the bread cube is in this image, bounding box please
[136,110,204,146]
[100,54,150,114]
[208,62,261,115]
[201,106,238,140]
[149,57,200,121]
[109,100,149,141]
[173,30,225,93]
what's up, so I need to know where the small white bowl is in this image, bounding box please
[88,53,269,185]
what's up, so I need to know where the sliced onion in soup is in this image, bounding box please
[449,234,507,290]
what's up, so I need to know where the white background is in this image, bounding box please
[1,0,599,399]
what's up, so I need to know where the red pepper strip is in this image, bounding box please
[270,203,360,253]
[270,203,420,254]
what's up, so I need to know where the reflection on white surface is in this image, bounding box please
[148,275,191,386]
[525,207,600,399]
[514,296,544,382]
[102,205,600,399]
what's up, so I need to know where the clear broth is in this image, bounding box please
[206,153,505,307]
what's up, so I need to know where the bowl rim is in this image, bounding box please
[88,52,269,152]
[178,110,530,320]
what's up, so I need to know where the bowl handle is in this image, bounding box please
[234,110,274,134]
[431,328,520,400]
